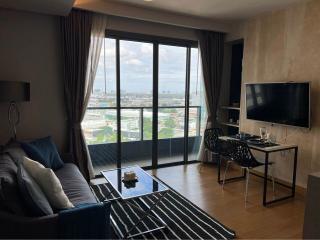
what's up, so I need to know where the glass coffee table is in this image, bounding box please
[101,166,169,239]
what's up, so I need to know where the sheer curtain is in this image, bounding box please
[198,30,225,162]
[84,14,108,179]
[61,10,107,180]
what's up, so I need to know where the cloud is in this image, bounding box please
[140,44,153,55]
[126,58,143,66]
[159,47,168,61]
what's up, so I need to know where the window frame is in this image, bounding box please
[106,30,198,48]
[86,30,201,171]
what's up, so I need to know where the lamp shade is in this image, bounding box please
[0,81,30,102]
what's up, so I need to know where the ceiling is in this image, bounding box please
[0,0,308,32]
[0,0,307,19]
[106,0,306,20]
[0,0,75,16]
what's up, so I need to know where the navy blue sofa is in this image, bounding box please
[0,150,111,239]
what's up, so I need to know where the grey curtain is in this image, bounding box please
[60,9,93,180]
[198,30,225,162]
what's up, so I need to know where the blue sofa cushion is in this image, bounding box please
[21,136,64,170]
[58,202,111,239]
[17,162,53,216]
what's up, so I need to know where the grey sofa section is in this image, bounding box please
[55,163,97,206]
[0,153,104,239]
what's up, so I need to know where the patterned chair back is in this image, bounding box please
[204,128,224,153]
[228,140,258,167]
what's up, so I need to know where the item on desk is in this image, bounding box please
[247,139,266,146]
[239,132,246,139]
[247,138,279,147]
[229,118,234,123]
[270,134,276,143]
[123,171,137,182]
[236,132,258,140]
[236,120,240,125]
[266,133,276,144]
[260,127,267,140]
[266,133,271,142]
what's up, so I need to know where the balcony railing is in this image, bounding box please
[84,105,202,144]
[83,105,203,172]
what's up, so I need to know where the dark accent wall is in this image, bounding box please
[0,8,67,151]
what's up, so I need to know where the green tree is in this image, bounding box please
[143,117,152,140]
[164,118,176,129]
[161,108,177,114]
[159,128,174,139]
[90,126,117,144]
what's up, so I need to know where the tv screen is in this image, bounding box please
[246,82,310,128]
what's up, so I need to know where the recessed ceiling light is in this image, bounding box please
[144,0,153,2]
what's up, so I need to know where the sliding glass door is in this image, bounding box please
[158,44,187,165]
[120,40,153,168]
[83,32,205,173]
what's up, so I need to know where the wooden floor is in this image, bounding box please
[149,163,305,239]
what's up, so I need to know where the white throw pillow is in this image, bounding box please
[22,157,74,210]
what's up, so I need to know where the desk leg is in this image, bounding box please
[292,147,298,197]
[263,152,269,206]
[262,147,298,206]
[217,155,221,183]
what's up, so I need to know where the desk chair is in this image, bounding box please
[204,128,224,163]
[222,140,275,202]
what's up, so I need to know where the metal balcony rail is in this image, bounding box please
[86,105,202,142]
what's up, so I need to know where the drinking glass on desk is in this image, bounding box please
[239,132,246,140]
[260,127,267,140]
[266,133,271,142]
[266,133,277,143]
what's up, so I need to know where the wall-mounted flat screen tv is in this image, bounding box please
[246,82,310,128]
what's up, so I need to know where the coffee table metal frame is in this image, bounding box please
[101,166,169,239]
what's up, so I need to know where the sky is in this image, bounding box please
[93,38,201,95]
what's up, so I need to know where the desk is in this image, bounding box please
[218,136,298,206]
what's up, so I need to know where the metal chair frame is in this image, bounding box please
[222,140,275,202]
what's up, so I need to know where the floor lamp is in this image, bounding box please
[0,81,30,141]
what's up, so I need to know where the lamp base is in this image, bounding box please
[8,101,20,141]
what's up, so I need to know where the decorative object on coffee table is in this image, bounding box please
[122,171,138,188]
[123,171,138,182]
